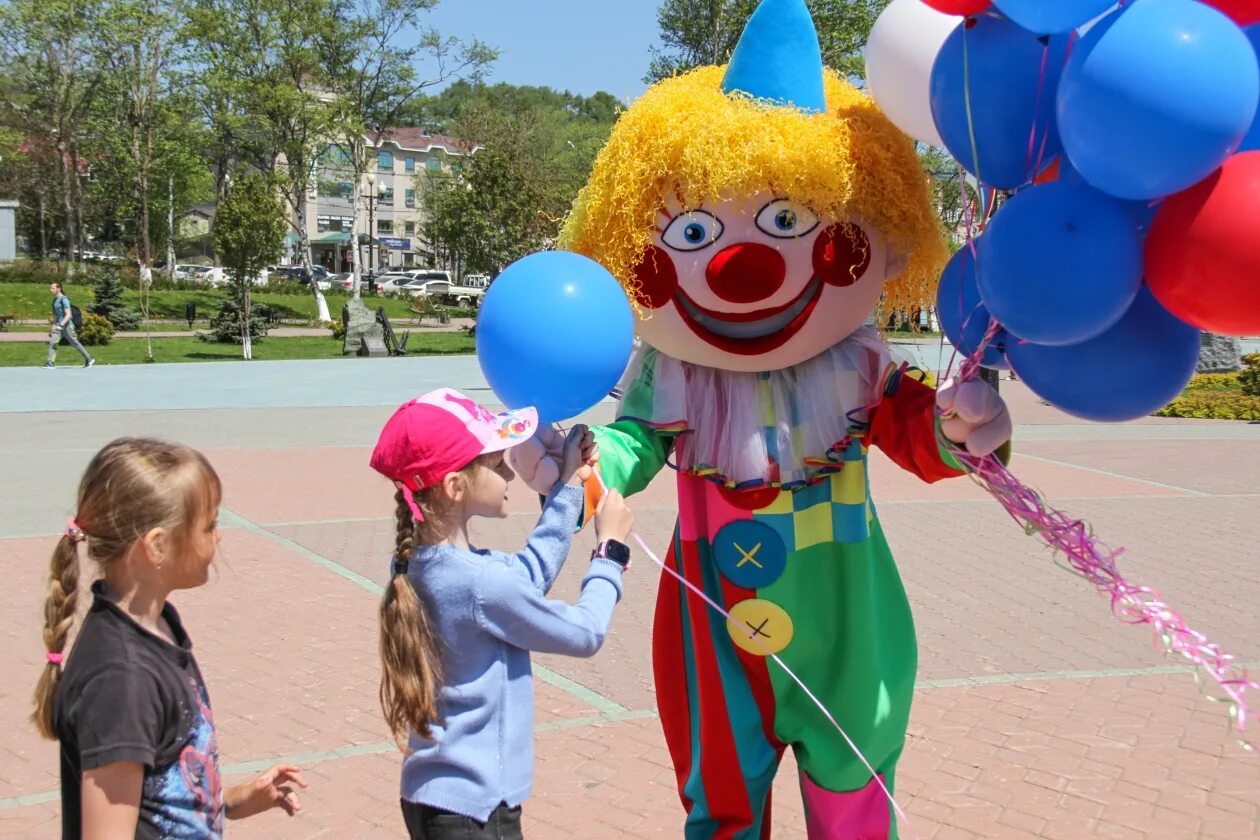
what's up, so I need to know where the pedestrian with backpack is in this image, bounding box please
[45,282,94,369]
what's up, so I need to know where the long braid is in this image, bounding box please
[378,489,444,750]
[30,536,81,738]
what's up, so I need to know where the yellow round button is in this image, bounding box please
[726,598,794,656]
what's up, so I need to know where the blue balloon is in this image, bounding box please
[477,251,634,424]
[1007,287,1199,422]
[977,181,1143,346]
[1242,25,1260,152]
[992,0,1117,34]
[1056,158,1162,235]
[935,246,1008,369]
[1057,0,1260,200]
[930,16,1070,189]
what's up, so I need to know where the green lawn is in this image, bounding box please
[2,333,475,366]
[0,283,446,324]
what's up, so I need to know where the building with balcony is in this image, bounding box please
[298,128,474,275]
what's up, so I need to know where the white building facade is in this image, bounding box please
[297,128,473,274]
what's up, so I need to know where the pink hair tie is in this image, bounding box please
[46,652,64,665]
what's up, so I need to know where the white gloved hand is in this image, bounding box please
[937,377,1012,458]
[508,424,565,494]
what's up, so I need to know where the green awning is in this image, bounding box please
[285,232,301,244]
[313,232,352,245]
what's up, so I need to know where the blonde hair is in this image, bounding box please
[32,438,222,739]
[559,65,948,313]
[379,455,494,750]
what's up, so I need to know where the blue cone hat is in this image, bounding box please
[720,0,827,114]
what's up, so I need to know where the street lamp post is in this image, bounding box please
[364,172,376,278]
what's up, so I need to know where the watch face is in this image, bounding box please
[605,540,631,566]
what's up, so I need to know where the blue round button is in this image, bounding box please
[712,520,787,590]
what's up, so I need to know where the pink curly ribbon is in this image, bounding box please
[943,318,1258,753]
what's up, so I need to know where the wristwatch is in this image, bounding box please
[592,539,631,568]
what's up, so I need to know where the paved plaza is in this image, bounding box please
[1,350,1258,838]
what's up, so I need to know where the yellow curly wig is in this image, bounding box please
[559,65,947,313]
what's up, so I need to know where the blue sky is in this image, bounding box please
[421,1,662,103]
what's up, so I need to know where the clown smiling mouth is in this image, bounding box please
[674,276,824,355]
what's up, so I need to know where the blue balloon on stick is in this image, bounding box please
[935,245,1008,369]
[1007,287,1200,422]
[477,251,634,424]
[1057,0,1260,200]
[1242,24,1260,152]
[930,16,1069,189]
[992,0,1117,35]
[977,181,1144,346]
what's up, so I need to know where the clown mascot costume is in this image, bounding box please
[512,1,1012,836]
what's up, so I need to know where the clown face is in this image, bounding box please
[631,195,896,372]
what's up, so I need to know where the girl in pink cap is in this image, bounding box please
[370,388,635,840]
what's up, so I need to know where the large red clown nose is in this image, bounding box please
[705,242,786,303]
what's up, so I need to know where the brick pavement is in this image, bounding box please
[1,377,1258,838]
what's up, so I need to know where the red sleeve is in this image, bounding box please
[865,367,964,484]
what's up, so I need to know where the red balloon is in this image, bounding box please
[1199,1,1260,26]
[1145,152,1260,336]
[922,0,992,15]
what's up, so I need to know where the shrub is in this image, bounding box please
[1239,353,1260,397]
[1155,392,1260,421]
[205,298,269,343]
[0,261,63,285]
[77,312,115,346]
[326,319,346,340]
[1184,372,1241,391]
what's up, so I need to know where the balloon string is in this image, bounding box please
[961,20,987,198]
[1024,40,1051,183]
[942,322,1258,753]
[589,468,916,836]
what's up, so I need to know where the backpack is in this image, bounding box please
[70,305,83,331]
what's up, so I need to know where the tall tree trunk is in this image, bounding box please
[294,197,331,322]
[349,135,365,300]
[167,174,176,278]
[57,143,75,275]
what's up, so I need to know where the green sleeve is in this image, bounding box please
[593,419,672,498]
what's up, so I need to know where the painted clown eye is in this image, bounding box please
[755,199,819,239]
[661,210,724,252]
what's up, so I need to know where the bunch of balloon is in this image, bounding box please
[865,0,1260,422]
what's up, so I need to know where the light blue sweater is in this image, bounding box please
[399,484,625,820]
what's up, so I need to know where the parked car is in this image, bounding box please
[329,272,354,291]
[269,265,332,291]
[173,263,208,280]
[377,270,425,294]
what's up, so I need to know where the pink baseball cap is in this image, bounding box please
[370,388,539,520]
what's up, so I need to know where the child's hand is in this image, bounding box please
[937,377,1012,457]
[594,489,634,544]
[225,764,308,820]
[559,425,596,486]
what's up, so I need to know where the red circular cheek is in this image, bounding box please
[812,223,873,288]
[631,245,679,310]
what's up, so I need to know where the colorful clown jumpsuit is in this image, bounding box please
[589,366,965,840]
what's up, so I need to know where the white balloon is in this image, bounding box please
[864,0,964,147]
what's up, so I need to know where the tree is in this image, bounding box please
[323,0,495,298]
[186,0,351,323]
[424,96,617,275]
[90,267,142,329]
[0,0,111,271]
[645,0,889,83]
[214,172,285,359]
